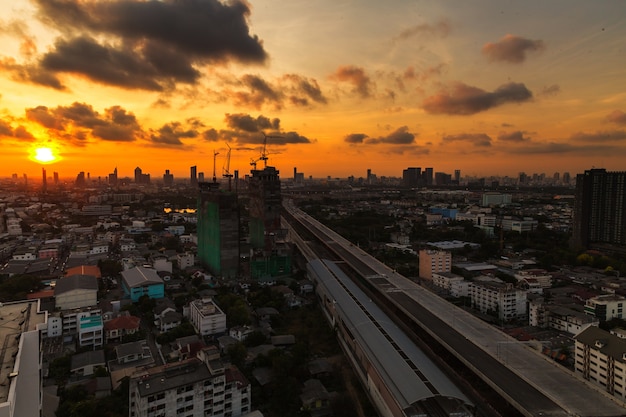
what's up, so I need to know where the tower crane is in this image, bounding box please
[222,143,233,191]
[212,149,219,183]
[250,132,284,169]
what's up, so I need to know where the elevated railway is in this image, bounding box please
[283,200,626,417]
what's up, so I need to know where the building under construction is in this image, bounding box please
[248,166,292,280]
[196,181,240,279]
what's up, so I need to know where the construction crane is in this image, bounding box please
[212,149,219,183]
[250,132,284,169]
[222,143,233,191]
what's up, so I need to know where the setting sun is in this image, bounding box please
[32,147,57,164]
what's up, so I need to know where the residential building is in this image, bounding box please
[70,350,106,377]
[481,192,512,207]
[419,249,451,280]
[104,314,141,342]
[188,298,227,336]
[514,269,552,289]
[78,314,104,348]
[584,294,626,321]
[432,272,465,293]
[572,168,626,251]
[501,216,538,233]
[128,347,251,417]
[54,274,98,310]
[575,326,626,400]
[177,252,195,270]
[469,277,528,321]
[115,340,153,366]
[121,266,165,302]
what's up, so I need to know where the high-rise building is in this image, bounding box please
[190,165,198,186]
[42,167,47,192]
[163,169,174,187]
[454,169,461,185]
[402,167,421,188]
[76,171,85,187]
[572,168,626,251]
[53,171,59,185]
[424,167,433,186]
[108,167,118,186]
[134,167,150,184]
[248,166,291,279]
[197,181,240,278]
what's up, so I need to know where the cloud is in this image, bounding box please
[507,142,625,156]
[224,114,280,133]
[394,19,451,41]
[0,120,13,136]
[330,65,373,98]
[606,110,626,125]
[281,74,328,105]
[344,127,416,145]
[0,57,66,90]
[25,102,142,142]
[150,122,198,146]
[367,126,416,145]
[13,125,35,140]
[27,0,267,90]
[540,84,561,97]
[344,133,368,144]
[442,133,492,147]
[423,82,532,115]
[498,131,531,142]
[570,130,626,143]
[482,34,545,63]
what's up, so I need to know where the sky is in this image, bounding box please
[1,0,625,182]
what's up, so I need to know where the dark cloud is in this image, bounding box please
[423,82,532,115]
[442,133,492,147]
[344,133,368,144]
[482,34,545,63]
[232,74,284,108]
[272,131,311,145]
[540,84,560,97]
[0,120,13,136]
[203,128,219,141]
[150,122,198,146]
[344,127,416,145]
[570,130,626,143]
[508,142,625,156]
[29,0,267,90]
[498,131,531,142]
[606,110,626,125]
[367,126,416,145]
[25,102,142,142]
[224,114,280,133]
[281,74,328,105]
[13,126,35,140]
[394,19,451,41]
[330,66,373,98]
[0,58,66,90]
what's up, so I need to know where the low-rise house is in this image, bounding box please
[54,274,98,310]
[229,326,254,342]
[104,314,141,342]
[78,314,103,348]
[115,340,153,365]
[70,350,106,378]
[300,379,331,417]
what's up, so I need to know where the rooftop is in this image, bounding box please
[121,266,163,288]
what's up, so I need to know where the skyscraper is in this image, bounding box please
[190,165,197,186]
[42,168,47,192]
[163,169,174,187]
[572,168,626,251]
[424,167,433,186]
[402,167,421,188]
[108,167,118,186]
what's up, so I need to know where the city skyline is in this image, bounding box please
[1,0,626,179]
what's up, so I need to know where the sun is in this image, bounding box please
[31,147,58,164]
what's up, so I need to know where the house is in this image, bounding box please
[120,266,164,302]
[65,265,102,279]
[70,350,106,378]
[115,340,153,365]
[300,379,331,417]
[54,274,98,310]
[229,325,254,342]
[104,314,141,342]
[154,299,182,332]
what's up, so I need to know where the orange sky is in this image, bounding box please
[1,0,626,181]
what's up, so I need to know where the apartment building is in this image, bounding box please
[418,249,451,280]
[584,294,626,321]
[128,347,250,417]
[469,277,527,321]
[575,326,626,400]
[187,298,227,337]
